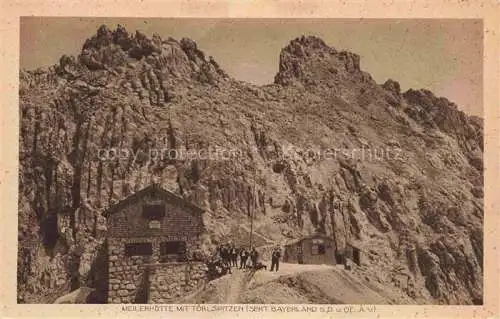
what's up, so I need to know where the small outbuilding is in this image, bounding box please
[282,234,336,265]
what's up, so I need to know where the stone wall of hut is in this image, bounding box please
[147,262,207,303]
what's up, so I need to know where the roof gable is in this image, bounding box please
[104,184,204,218]
[284,234,333,246]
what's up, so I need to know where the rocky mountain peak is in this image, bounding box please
[64,25,228,84]
[382,79,402,96]
[81,24,161,58]
[274,35,363,86]
[285,35,333,52]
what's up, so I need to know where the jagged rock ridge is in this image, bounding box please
[18,25,483,305]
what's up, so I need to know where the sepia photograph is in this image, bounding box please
[14,15,488,309]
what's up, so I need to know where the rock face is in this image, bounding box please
[18,26,483,304]
[275,35,362,87]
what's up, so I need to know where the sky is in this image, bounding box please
[20,18,483,117]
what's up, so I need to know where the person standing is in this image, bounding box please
[270,247,281,272]
[220,245,228,267]
[250,248,259,269]
[239,247,248,269]
[224,245,233,274]
[231,245,238,267]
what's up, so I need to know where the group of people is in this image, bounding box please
[217,244,283,272]
[217,244,262,271]
[207,243,283,280]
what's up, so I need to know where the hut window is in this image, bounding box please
[311,239,326,255]
[125,243,153,256]
[160,241,187,262]
[143,201,165,219]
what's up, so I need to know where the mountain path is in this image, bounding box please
[224,268,254,304]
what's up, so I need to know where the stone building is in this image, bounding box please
[104,184,208,304]
[282,234,336,265]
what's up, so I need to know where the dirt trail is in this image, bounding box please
[240,262,409,304]
[224,268,254,304]
[188,263,406,304]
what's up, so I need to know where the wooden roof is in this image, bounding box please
[104,184,205,218]
[284,233,334,246]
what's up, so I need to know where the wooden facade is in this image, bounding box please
[283,234,336,265]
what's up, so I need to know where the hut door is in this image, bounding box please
[335,251,344,264]
[297,245,304,264]
[353,249,360,266]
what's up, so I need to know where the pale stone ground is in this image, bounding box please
[198,262,411,304]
